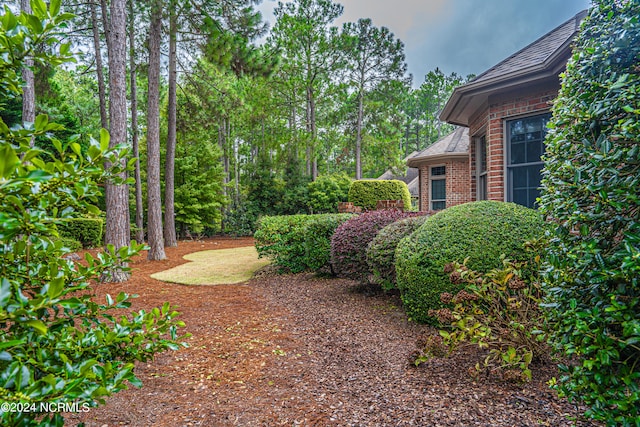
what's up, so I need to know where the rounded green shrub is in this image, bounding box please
[395,201,546,323]
[55,237,83,253]
[366,215,428,291]
[539,1,640,423]
[307,173,352,214]
[57,217,104,248]
[347,179,411,211]
[303,213,355,272]
[331,209,420,283]
[254,213,354,273]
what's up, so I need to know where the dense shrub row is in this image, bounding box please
[254,213,354,273]
[366,215,428,291]
[396,201,546,323]
[347,180,412,211]
[330,209,423,283]
[56,217,104,248]
[538,0,640,422]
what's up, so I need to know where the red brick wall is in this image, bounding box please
[468,85,558,202]
[417,158,471,212]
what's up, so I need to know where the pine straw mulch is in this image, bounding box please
[66,237,601,427]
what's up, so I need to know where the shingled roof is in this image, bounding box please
[406,127,469,168]
[440,10,587,127]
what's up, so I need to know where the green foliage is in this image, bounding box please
[0,7,187,425]
[53,237,82,253]
[57,217,104,248]
[307,173,352,214]
[280,155,311,215]
[366,215,427,291]
[245,153,285,226]
[538,1,640,423]
[425,252,548,383]
[254,213,353,273]
[174,137,225,237]
[395,201,546,324]
[331,209,419,283]
[303,213,355,272]
[347,179,411,211]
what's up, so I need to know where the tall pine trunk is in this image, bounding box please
[104,0,131,282]
[164,3,177,247]
[91,1,108,129]
[20,0,35,146]
[355,85,364,180]
[129,0,144,244]
[146,0,166,260]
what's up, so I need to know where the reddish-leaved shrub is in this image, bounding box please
[330,209,420,283]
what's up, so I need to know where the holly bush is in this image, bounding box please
[539,0,640,423]
[0,4,187,425]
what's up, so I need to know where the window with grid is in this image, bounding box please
[477,135,487,200]
[430,165,446,211]
[506,113,550,208]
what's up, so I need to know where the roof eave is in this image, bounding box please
[407,152,469,168]
[440,38,575,127]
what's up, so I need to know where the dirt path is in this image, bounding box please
[67,237,599,427]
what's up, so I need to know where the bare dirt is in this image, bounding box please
[67,237,600,427]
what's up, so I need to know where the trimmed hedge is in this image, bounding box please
[254,213,354,273]
[348,180,411,211]
[303,214,355,272]
[331,209,420,283]
[57,217,104,248]
[395,201,546,323]
[307,173,352,214]
[366,215,428,291]
[54,237,83,253]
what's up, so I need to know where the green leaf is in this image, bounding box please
[0,278,11,307]
[0,144,20,178]
[24,319,48,335]
[100,128,110,151]
[0,339,25,350]
[34,114,49,131]
[50,0,61,16]
[70,142,82,156]
[30,0,47,17]
[47,277,65,299]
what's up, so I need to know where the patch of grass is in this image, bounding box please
[151,246,270,285]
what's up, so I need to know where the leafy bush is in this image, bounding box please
[303,214,355,272]
[331,209,420,283]
[538,1,640,423]
[57,217,104,248]
[307,173,352,214]
[395,201,546,323]
[54,236,83,253]
[423,251,549,383]
[366,215,428,291]
[0,7,187,425]
[348,179,411,211]
[254,214,354,273]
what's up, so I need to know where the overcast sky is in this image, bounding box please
[258,0,590,85]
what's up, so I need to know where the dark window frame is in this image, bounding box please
[505,113,551,208]
[430,165,446,211]
[477,134,487,200]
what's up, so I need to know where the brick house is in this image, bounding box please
[410,10,587,212]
